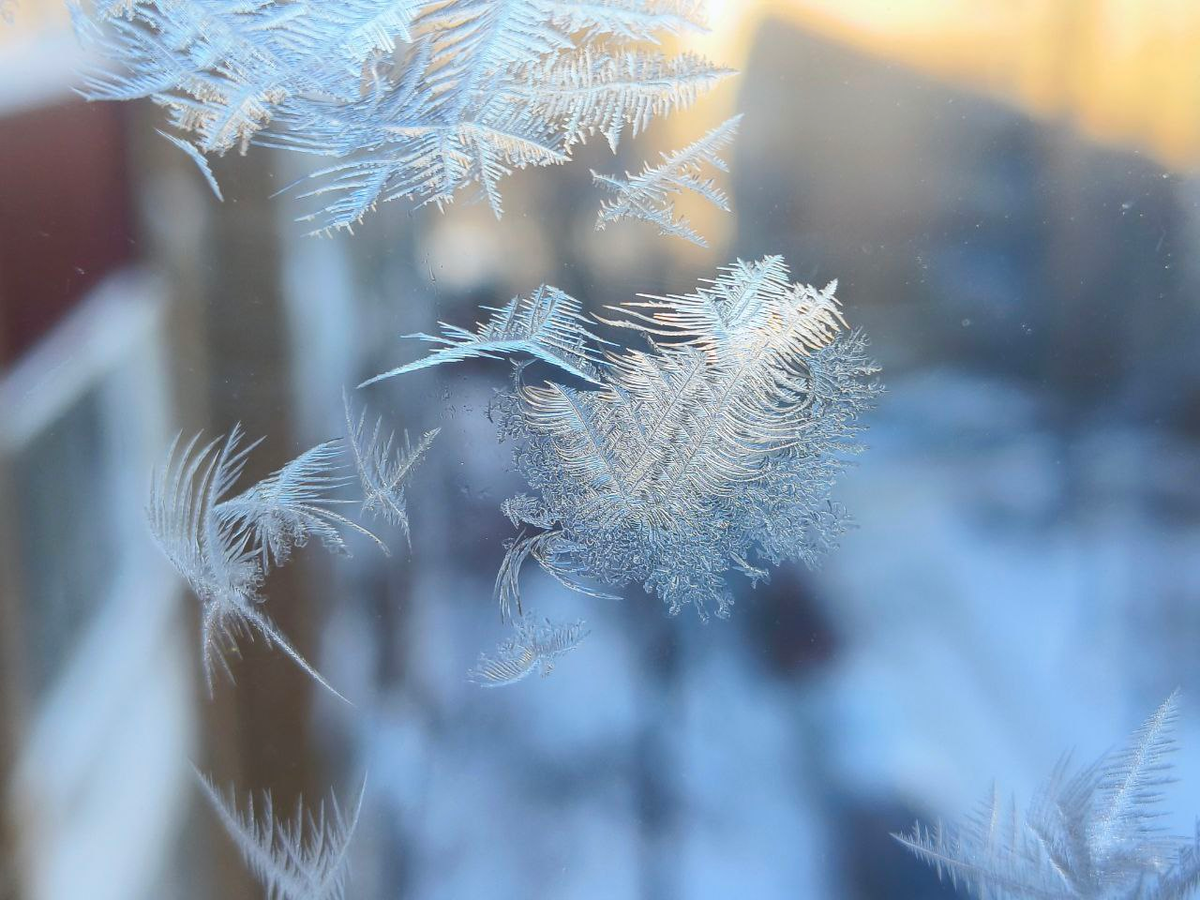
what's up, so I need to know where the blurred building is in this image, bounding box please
[0,10,189,899]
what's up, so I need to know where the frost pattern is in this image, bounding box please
[515,48,727,152]
[363,256,881,619]
[157,129,224,201]
[147,426,394,701]
[195,769,365,900]
[71,0,431,152]
[494,526,619,621]
[343,390,439,547]
[216,438,385,573]
[359,285,612,388]
[593,113,740,246]
[468,616,588,687]
[895,692,1200,900]
[72,0,730,232]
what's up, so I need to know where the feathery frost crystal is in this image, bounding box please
[72,0,731,232]
[593,113,741,246]
[469,616,589,686]
[147,414,431,700]
[363,256,881,620]
[359,285,612,388]
[195,770,365,900]
[344,391,439,546]
[215,438,385,574]
[147,428,360,701]
[895,691,1200,900]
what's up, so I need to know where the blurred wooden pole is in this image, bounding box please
[132,107,321,895]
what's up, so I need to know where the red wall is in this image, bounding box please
[0,99,135,364]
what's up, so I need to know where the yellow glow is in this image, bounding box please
[679,0,1200,173]
[0,0,68,44]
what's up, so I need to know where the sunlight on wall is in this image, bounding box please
[0,0,67,43]
[696,0,1200,172]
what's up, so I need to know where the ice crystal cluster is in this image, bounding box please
[468,617,589,686]
[195,770,365,900]
[146,400,434,700]
[365,255,881,621]
[593,113,741,246]
[344,390,440,545]
[895,692,1200,900]
[72,0,731,231]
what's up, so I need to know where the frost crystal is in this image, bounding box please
[364,256,881,620]
[72,0,731,231]
[469,616,589,687]
[146,426,390,701]
[593,113,741,246]
[895,692,1200,900]
[216,438,385,573]
[359,285,612,388]
[344,390,439,546]
[195,769,365,900]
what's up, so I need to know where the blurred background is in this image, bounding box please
[4,1,1200,898]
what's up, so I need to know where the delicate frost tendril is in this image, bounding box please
[194,768,366,900]
[469,616,589,687]
[359,285,613,387]
[216,438,387,573]
[593,113,741,246]
[894,691,1200,900]
[343,390,439,547]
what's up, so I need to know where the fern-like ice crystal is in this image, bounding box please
[147,427,385,701]
[468,616,588,687]
[195,769,365,900]
[343,391,438,546]
[359,285,612,387]
[363,256,881,620]
[217,438,386,573]
[157,129,224,201]
[593,113,741,246]
[894,691,1200,899]
[72,0,731,231]
[493,527,619,620]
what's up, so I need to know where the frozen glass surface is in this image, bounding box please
[3,3,1200,899]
